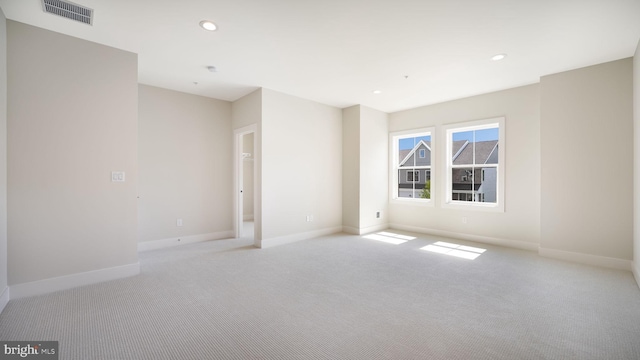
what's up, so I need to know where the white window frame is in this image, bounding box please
[443,117,505,212]
[419,149,426,158]
[389,127,435,205]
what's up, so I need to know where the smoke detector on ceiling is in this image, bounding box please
[42,0,93,25]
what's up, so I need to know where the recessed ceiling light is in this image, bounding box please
[373,90,382,94]
[491,54,507,61]
[199,20,217,31]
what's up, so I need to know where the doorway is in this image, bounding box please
[234,125,257,243]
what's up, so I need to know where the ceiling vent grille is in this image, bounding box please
[42,0,93,25]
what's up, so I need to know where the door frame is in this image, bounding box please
[233,124,257,239]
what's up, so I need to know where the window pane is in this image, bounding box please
[451,127,499,166]
[445,119,502,209]
[477,167,497,203]
[395,131,432,201]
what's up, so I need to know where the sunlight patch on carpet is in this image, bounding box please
[421,241,486,260]
[362,232,417,245]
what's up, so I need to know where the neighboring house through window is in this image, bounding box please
[444,117,504,211]
[390,128,434,202]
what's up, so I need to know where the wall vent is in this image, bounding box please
[42,0,93,25]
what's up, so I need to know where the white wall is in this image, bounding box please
[261,89,342,246]
[7,21,139,290]
[138,85,233,247]
[0,7,8,310]
[243,132,254,220]
[634,41,640,286]
[389,84,540,250]
[232,89,262,241]
[359,106,389,232]
[342,106,360,232]
[342,105,389,235]
[541,59,633,266]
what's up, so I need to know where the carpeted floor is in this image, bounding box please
[1,228,640,359]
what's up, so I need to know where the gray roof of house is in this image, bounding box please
[452,140,467,157]
[453,140,498,165]
[399,141,431,165]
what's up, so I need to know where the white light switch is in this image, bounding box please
[111,171,125,182]
[177,218,183,227]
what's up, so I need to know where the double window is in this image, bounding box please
[389,118,504,211]
[390,128,433,203]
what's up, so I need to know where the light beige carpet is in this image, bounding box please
[1,230,639,359]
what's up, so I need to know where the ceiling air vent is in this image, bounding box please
[42,0,93,25]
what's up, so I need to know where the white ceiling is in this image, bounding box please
[1,0,639,113]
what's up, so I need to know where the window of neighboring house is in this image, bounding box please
[407,170,419,182]
[390,128,434,203]
[444,117,505,211]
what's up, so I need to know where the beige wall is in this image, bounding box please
[541,58,633,260]
[389,84,541,249]
[342,106,360,231]
[634,41,640,282]
[0,8,7,299]
[7,21,139,284]
[261,89,342,243]
[138,85,232,243]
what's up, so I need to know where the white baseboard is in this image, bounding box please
[0,286,9,314]
[10,262,140,300]
[138,230,234,252]
[538,247,632,271]
[633,261,640,290]
[259,226,343,249]
[388,223,539,252]
[342,226,360,235]
[343,224,389,235]
[243,214,254,221]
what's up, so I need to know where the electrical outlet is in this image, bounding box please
[376,211,381,219]
[111,171,125,182]
[462,217,467,224]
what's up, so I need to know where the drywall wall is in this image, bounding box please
[389,84,540,249]
[359,106,389,232]
[342,105,389,235]
[232,89,262,241]
[0,7,8,308]
[7,21,139,285]
[541,58,633,262]
[243,132,254,220]
[138,85,233,245]
[342,105,360,232]
[634,41,640,285]
[261,89,342,245]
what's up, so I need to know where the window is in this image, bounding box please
[444,117,504,211]
[407,170,419,182]
[390,128,434,202]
